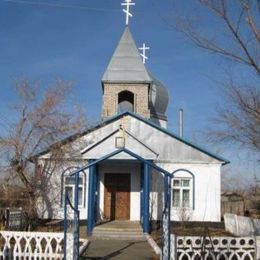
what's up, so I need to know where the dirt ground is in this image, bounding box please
[172,226,233,237]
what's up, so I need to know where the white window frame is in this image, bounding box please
[62,169,86,208]
[172,177,192,209]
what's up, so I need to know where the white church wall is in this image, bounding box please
[150,170,164,221]
[98,161,141,221]
[188,164,221,222]
[152,162,222,222]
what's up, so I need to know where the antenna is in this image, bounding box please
[179,109,183,138]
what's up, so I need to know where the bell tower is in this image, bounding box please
[101,27,151,119]
[101,27,169,128]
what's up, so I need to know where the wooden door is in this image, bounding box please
[104,173,130,220]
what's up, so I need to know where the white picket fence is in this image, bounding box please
[171,235,259,260]
[0,231,67,259]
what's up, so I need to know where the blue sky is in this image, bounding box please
[0,0,258,185]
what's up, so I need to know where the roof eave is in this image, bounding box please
[31,111,230,166]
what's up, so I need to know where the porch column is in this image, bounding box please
[87,160,96,235]
[140,169,144,226]
[143,163,150,233]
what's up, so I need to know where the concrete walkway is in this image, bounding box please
[80,239,159,260]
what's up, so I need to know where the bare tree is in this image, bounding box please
[0,79,86,221]
[211,81,260,152]
[175,0,259,74]
[170,0,260,153]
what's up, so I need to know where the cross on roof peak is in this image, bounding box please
[121,0,135,26]
[139,43,150,64]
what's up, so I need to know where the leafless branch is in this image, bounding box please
[0,79,87,218]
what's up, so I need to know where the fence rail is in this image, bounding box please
[173,235,256,260]
[0,231,64,259]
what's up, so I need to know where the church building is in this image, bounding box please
[36,26,229,235]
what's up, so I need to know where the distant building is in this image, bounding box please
[221,192,245,217]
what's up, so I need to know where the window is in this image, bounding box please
[62,168,86,207]
[172,178,192,208]
[118,90,134,113]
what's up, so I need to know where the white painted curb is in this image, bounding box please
[79,239,90,255]
[145,234,162,259]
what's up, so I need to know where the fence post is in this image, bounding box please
[256,236,260,260]
[162,175,171,260]
[5,209,10,230]
[63,192,67,260]
[234,214,239,235]
[171,234,177,260]
[73,172,79,260]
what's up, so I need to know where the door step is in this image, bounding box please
[91,221,145,240]
[91,231,146,240]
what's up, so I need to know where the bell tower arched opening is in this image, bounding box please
[117,90,134,113]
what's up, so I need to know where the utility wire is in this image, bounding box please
[2,0,120,12]
[2,0,150,13]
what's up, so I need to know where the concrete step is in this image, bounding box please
[90,221,145,240]
[92,230,145,240]
[94,227,142,232]
[91,233,146,240]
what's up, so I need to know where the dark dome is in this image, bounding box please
[148,73,169,118]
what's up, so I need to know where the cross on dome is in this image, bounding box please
[121,0,135,26]
[139,43,150,64]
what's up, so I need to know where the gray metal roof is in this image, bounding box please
[102,27,152,83]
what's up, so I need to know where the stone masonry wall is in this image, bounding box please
[102,83,150,119]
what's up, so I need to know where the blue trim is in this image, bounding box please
[93,164,97,223]
[140,166,144,226]
[143,163,150,233]
[96,166,100,222]
[164,175,168,209]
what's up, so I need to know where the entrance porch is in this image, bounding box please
[87,158,151,235]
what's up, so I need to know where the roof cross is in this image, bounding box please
[139,43,150,64]
[121,0,135,26]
